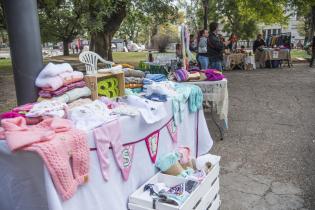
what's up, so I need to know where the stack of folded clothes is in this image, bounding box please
[36,63,91,103]
[123,68,146,93]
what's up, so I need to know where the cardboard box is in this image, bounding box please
[84,72,125,100]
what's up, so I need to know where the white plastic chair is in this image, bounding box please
[79,51,114,75]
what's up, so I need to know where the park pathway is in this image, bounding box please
[209,64,315,210]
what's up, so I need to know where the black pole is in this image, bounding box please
[3,0,43,105]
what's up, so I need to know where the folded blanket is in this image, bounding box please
[37,62,73,78]
[39,80,86,98]
[35,62,84,91]
[98,65,123,73]
[145,74,167,82]
[37,71,84,91]
[123,69,145,78]
[52,87,91,104]
[124,77,144,84]
[125,84,143,88]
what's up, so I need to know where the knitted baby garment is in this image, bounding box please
[1,117,89,200]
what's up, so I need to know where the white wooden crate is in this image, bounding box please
[128,163,220,210]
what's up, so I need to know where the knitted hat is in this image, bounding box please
[175,69,189,82]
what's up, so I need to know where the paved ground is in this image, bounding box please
[207,64,315,210]
[1,63,315,209]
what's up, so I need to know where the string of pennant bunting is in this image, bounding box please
[90,111,200,181]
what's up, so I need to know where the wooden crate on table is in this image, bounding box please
[84,72,125,100]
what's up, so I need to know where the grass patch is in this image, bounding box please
[113,52,148,67]
[291,49,311,60]
[0,59,12,73]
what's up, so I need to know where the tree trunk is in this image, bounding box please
[89,32,96,51]
[94,31,106,58]
[93,1,127,60]
[150,25,158,49]
[63,39,70,56]
[203,0,209,30]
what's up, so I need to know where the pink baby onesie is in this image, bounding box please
[1,117,89,200]
[93,119,124,181]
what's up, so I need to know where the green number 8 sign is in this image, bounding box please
[97,77,119,98]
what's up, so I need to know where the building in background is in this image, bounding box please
[261,9,304,47]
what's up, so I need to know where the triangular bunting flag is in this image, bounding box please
[167,119,178,143]
[120,144,135,181]
[145,130,160,163]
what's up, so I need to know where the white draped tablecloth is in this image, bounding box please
[186,79,229,128]
[0,100,213,210]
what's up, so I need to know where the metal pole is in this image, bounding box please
[3,0,43,105]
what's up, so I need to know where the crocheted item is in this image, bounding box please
[204,69,224,81]
[0,111,23,120]
[1,117,89,200]
[175,69,189,82]
[177,147,191,165]
[188,85,203,113]
[155,152,180,172]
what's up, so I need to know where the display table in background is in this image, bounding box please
[185,79,228,140]
[255,48,291,68]
[224,53,246,70]
[0,100,213,210]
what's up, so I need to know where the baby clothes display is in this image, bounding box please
[52,86,91,104]
[68,98,93,109]
[123,69,145,78]
[36,63,84,91]
[1,117,89,200]
[93,119,124,181]
[172,84,191,126]
[36,62,91,104]
[39,80,86,98]
[98,65,123,73]
[99,96,139,117]
[68,100,115,131]
[121,95,167,124]
[26,100,68,118]
[143,180,198,206]
[145,81,177,98]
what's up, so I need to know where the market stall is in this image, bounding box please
[0,98,212,210]
[255,48,291,68]
[0,53,218,210]
[185,79,228,140]
[255,32,292,68]
[224,53,256,70]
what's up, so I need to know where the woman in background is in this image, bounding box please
[207,22,230,71]
[227,33,238,52]
[197,29,209,70]
[253,34,266,52]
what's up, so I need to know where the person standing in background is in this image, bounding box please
[227,33,238,52]
[207,22,230,71]
[197,29,209,70]
[253,34,266,52]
